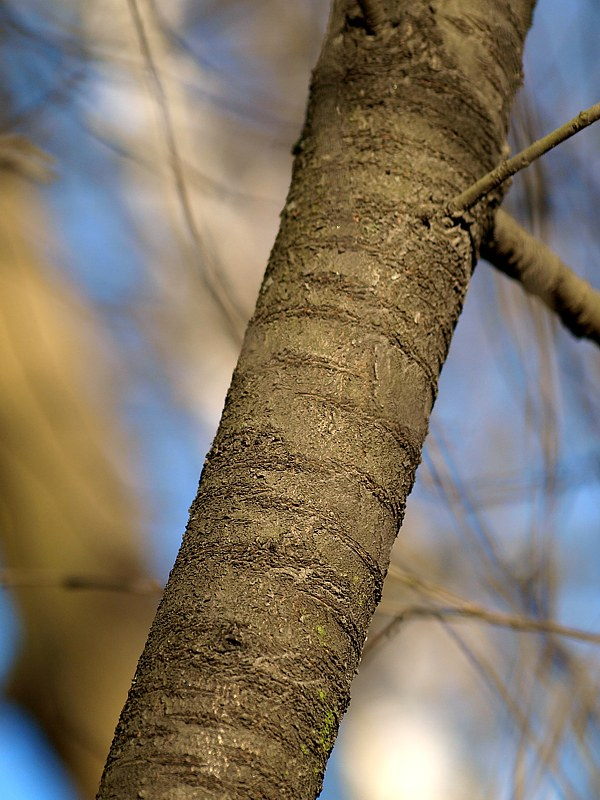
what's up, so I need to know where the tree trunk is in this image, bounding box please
[97,1,535,798]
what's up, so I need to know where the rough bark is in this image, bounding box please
[97,1,535,798]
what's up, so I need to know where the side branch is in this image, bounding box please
[449,101,600,213]
[365,602,600,659]
[364,565,600,659]
[0,568,163,595]
[0,133,55,182]
[482,210,600,346]
[357,0,386,33]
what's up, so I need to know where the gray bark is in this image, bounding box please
[97,1,535,798]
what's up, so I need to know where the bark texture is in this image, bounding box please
[98,1,535,798]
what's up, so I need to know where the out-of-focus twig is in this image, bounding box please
[0,568,163,595]
[0,133,55,182]
[364,565,600,658]
[126,0,246,343]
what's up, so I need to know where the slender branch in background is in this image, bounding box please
[441,625,580,800]
[483,209,600,347]
[364,604,600,661]
[126,0,245,343]
[0,133,55,181]
[362,565,600,660]
[357,0,386,32]
[449,100,600,213]
[0,569,163,595]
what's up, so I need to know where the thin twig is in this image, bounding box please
[441,625,581,800]
[127,0,245,343]
[0,568,163,595]
[483,210,600,347]
[373,602,600,648]
[363,565,600,659]
[357,0,386,33]
[449,101,600,213]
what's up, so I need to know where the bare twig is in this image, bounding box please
[357,0,386,33]
[126,0,245,343]
[483,210,600,347]
[449,101,600,213]
[0,133,55,182]
[0,568,163,595]
[442,625,580,799]
[363,565,600,659]
[371,601,600,649]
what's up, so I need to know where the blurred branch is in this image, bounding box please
[126,0,246,343]
[0,168,159,795]
[1,65,87,132]
[0,133,55,181]
[0,569,163,595]
[368,572,592,796]
[364,565,600,658]
[442,625,580,799]
[0,3,90,132]
[449,100,600,213]
[371,601,600,649]
[483,209,600,346]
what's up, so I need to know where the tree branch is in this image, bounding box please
[482,209,600,346]
[0,568,163,595]
[364,594,600,662]
[97,4,537,796]
[363,565,600,659]
[449,100,600,213]
[126,0,246,343]
[0,133,55,182]
[357,0,386,33]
